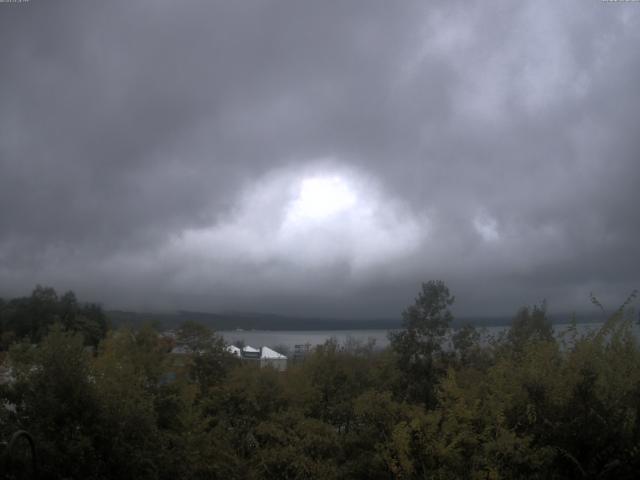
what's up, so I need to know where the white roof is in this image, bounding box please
[242,345,260,353]
[261,346,287,359]
[226,345,242,357]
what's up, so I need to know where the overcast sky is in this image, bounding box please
[1,0,639,318]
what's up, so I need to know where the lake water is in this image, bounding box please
[219,322,615,354]
[220,329,393,353]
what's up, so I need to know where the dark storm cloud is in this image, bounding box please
[1,0,639,317]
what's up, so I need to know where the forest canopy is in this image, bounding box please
[0,283,638,479]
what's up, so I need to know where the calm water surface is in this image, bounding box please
[220,322,617,353]
[220,329,392,352]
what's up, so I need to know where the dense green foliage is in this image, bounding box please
[0,286,108,348]
[0,282,638,479]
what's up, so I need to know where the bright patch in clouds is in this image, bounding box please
[288,176,357,222]
[164,166,426,291]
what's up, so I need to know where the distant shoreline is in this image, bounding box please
[107,309,609,331]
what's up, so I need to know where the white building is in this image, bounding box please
[226,344,288,370]
[226,345,242,357]
[260,346,288,371]
[241,345,261,359]
[173,342,288,371]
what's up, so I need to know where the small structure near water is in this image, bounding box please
[226,344,288,371]
[167,336,289,371]
[259,346,287,371]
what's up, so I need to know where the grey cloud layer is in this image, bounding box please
[1,0,638,317]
